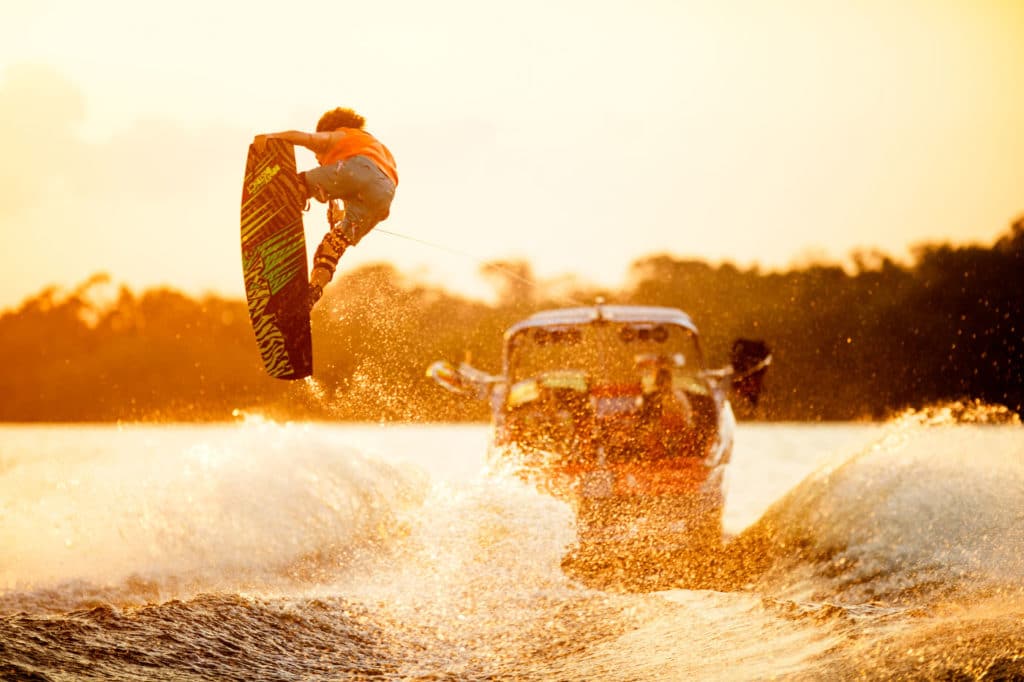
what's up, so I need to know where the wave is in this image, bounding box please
[0,421,428,612]
[2,412,1023,679]
[722,404,1024,606]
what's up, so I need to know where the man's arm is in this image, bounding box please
[253,130,334,155]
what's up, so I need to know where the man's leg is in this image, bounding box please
[302,157,395,309]
[298,171,329,203]
[302,163,350,309]
[308,230,350,309]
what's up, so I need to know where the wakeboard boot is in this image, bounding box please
[307,231,350,310]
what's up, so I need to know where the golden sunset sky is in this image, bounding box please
[0,0,1021,310]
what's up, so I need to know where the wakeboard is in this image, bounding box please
[240,139,312,379]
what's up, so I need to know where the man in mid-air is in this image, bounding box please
[254,107,398,309]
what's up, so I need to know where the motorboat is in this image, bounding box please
[428,301,770,587]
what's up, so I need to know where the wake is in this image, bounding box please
[722,403,1024,605]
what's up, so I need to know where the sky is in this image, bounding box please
[0,0,1022,310]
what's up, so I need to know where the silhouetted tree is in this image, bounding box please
[1,219,1021,421]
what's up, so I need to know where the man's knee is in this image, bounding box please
[299,171,329,203]
[340,211,383,246]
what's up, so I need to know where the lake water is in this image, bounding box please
[1,407,1022,680]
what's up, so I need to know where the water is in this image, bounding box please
[1,408,1022,680]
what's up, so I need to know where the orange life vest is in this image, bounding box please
[320,128,398,185]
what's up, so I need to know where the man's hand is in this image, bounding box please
[253,130,322,155]
[252,134,270,154]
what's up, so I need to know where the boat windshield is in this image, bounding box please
[506,322,702,387]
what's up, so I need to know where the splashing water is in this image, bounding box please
[728,403,1024,604]
[0,407,1022,680]
[0,422,427,604]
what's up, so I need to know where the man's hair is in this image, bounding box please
[316,108,366,132]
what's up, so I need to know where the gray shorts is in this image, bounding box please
[303,155,396,245]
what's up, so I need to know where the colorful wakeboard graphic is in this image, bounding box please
[241,139,312,379]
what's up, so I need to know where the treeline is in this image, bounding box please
[2,219,1021,422]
